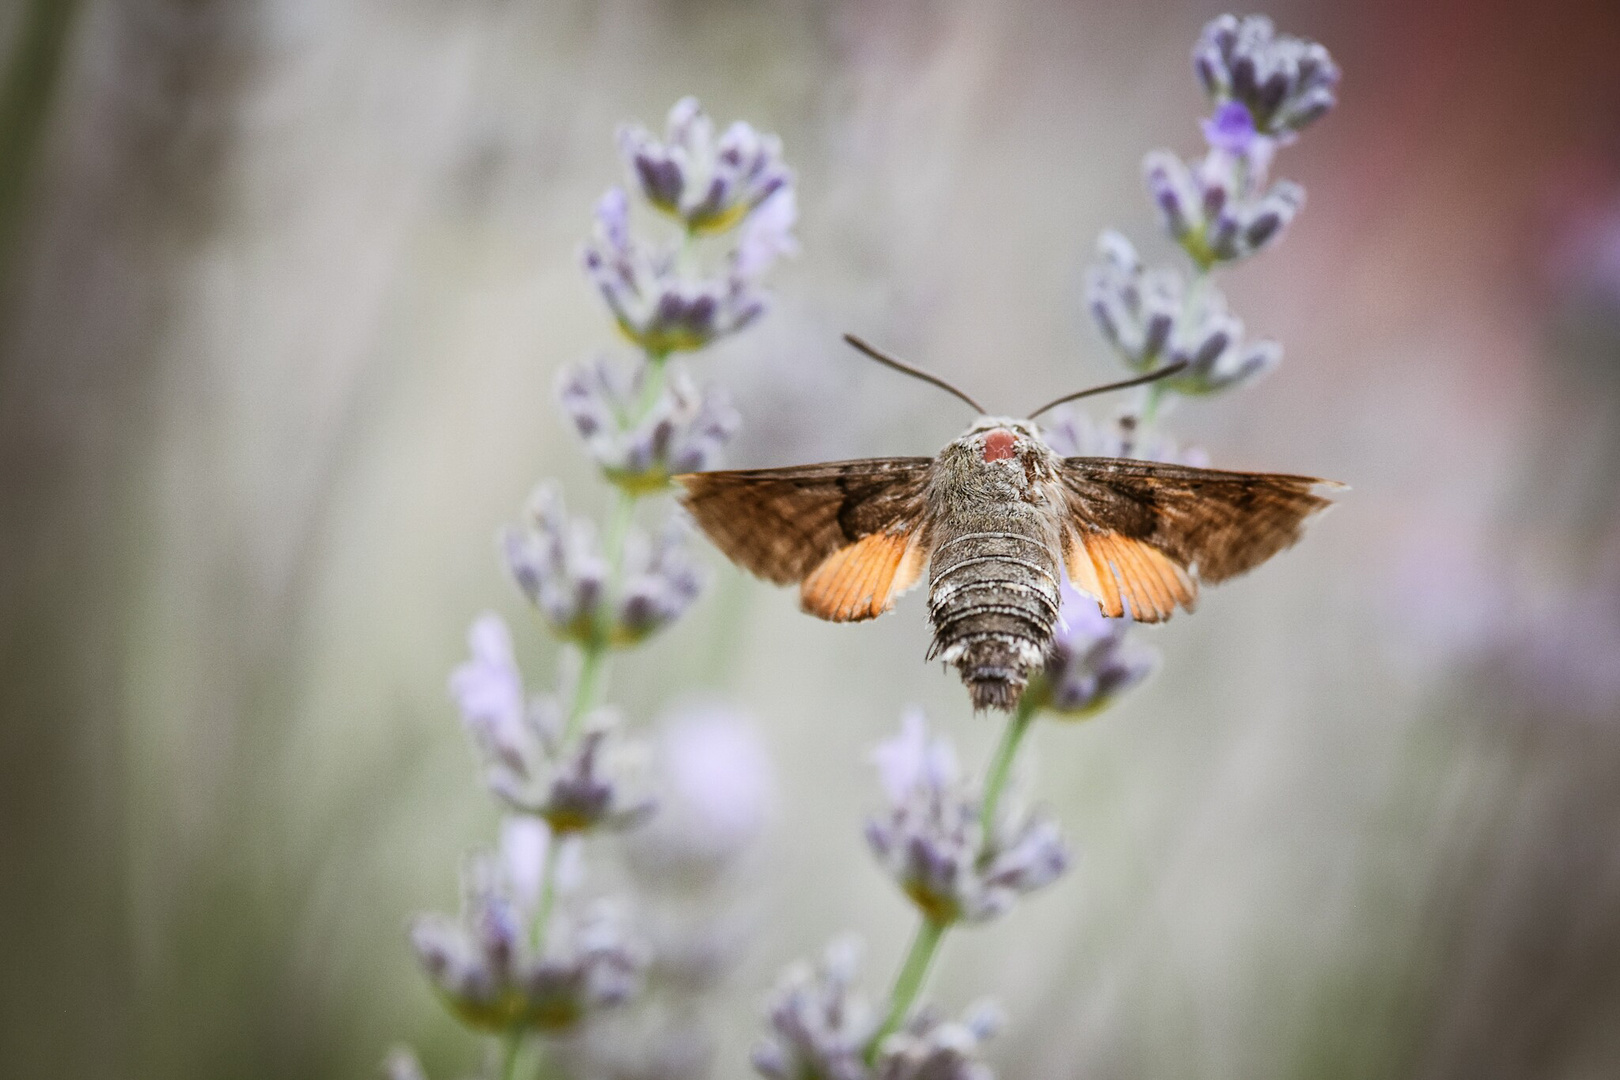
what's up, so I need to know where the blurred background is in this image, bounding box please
[4,1,1620,1078]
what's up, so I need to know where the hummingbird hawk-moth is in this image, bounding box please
[676,336,1338,711]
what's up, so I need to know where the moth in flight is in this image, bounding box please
[677,336,1338,711]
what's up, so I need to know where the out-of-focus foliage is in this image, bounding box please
[4,2,1620,1079]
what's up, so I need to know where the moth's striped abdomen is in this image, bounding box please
[926,527,1061,711]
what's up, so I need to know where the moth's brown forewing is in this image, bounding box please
[1057,458,1336,620]
[675,427,1337,710]
[675,458,934,620]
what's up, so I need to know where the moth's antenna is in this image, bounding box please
[843,333,986,414]
[1025,361,1189,419]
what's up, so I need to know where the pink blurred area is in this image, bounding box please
[3,2,1619,1079]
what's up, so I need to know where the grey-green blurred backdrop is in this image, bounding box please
[5,1,1620,1078]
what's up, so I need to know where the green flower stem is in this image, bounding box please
[561,485,635,746]
[632,350,669,418]
[563,638,609,746]
[497,1030,523,1080]
[1139,381,1166,429]
[866,915,949,1062]
[978,696,1039,853]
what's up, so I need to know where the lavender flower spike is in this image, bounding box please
[1084,231,1181,373]
[559,354,741,494]
[1143,148,1305,267]
[1193,14,1339,138]
[450,614,564,801]
[535,717,657,834]
[504,484,609,643]
[411,851,645,1033]
[618,97,794,235]
[873,1002,1002,1080]
[752,937,878,1080]
[1023,581,1158,718]
[1084,232,1282,395]
[865,710,1070,923]
[614,514,705,645]
[582,187,774,354]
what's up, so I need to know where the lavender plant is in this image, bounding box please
[749,15,1338,1080]
[395,98,795,1080]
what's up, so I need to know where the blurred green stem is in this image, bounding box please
[497,1031,522,1080]
[0,0,80,271]
[867,915,948,1062]
[979,696,1038,853]
[1140,382,1165,428]
[562,349,670,745]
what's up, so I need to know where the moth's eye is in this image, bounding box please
[982,429,1017,462]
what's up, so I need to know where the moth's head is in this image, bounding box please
[961,417,1046,463]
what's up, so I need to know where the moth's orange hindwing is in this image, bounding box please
[800,530,927,622]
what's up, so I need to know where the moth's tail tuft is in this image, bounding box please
[966,672,1024,712]
[954,635,1039,713]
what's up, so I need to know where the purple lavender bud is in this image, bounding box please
[613,515,704,644]
[752,939,877,1080]
[1210,339,1283,391]
[1205,210,1241,262]
[873,1002,1001,1080]
[615,98,795,236]
[448,615,567,803]
[1085,233,1159,372]
[561,356,740,492]
[1192,13,1239,97]
[1024,582,1158,716]
[413,857,647,1032]
[1244,179,1304,252]
[865,711,1069,923]
[1188,322,1233,374]
[1192,14,1338,137]
[538,723,656,834]
[1143,150,1198,242]
[1096,228,1140,272]
[733,189,799,279]
[503,485,610,642]
[596,186,632,252]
